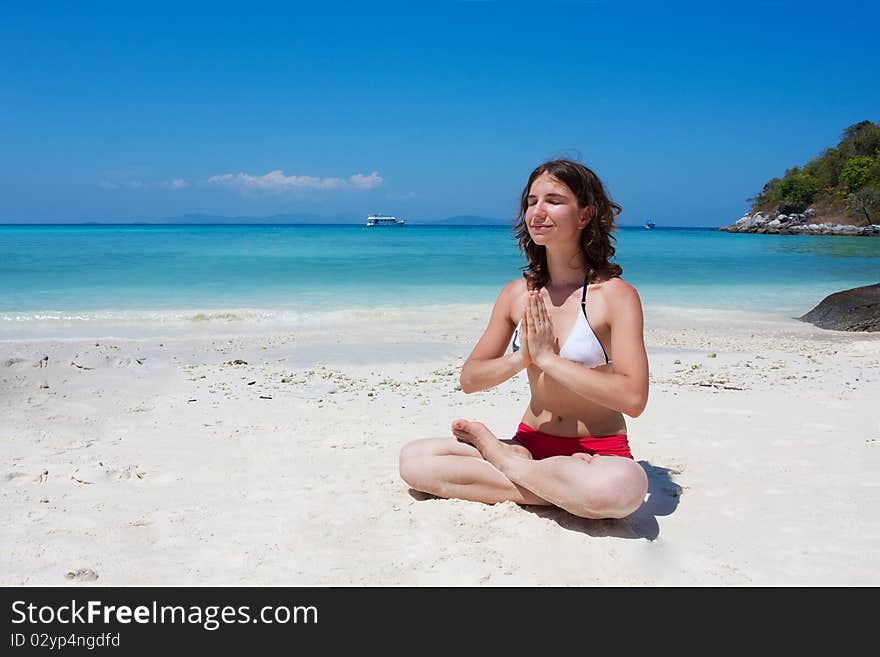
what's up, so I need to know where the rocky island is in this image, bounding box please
[721,210,880,236]
[720,120,880,236]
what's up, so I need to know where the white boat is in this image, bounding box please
[366,213,405,227]
[644,219,656,230]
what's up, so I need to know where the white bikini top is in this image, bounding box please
[510,275,609,369]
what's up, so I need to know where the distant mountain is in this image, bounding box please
[157,213,356,224]
[154,213,511,226]
[416,215,510,226]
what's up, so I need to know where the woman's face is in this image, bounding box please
[525,172,590,246]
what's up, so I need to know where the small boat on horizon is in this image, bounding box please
[644,219,656,230]
[365,213,406,227]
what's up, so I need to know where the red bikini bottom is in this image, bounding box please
[512,422,634,460]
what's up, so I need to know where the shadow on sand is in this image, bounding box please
[523,462,681,540]
[407,461,681,541]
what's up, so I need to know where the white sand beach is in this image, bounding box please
[2,305,879,586]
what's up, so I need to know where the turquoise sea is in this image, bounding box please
[1,224,877,336]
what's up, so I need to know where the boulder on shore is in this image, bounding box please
[799,284,880,332]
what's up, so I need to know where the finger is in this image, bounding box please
[528,295,539,326]
[533,303,544,329]
[535,292,549,326]
[540,301,553,337]
[540,293,551,325]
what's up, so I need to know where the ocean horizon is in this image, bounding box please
[0,221,722,228]
[2,224,877,338]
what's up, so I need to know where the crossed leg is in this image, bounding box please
[398,431,550,506]
[399,419,648,519]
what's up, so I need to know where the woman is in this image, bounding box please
[399,159,649,520]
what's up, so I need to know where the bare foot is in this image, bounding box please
[451,419,532,462]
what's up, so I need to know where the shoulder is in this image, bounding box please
[494,278,527,321]
[495,277,527,303]
[496,276,526,293]
[594,276,642,310]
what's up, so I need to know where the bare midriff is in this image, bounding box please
[519,362,627,438]
[512,280,626,438]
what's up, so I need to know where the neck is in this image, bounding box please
[544,243,588,289]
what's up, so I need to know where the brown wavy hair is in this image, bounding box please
[514,159,623,290]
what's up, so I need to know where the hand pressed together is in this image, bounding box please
[524,289,558,368]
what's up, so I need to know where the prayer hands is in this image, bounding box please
[524,289,557,368]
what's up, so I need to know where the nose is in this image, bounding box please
[529,202,547,218]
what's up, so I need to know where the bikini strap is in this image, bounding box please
[580,272,590,309]
[580,271,609,364]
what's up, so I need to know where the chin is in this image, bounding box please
[529,233,549,246]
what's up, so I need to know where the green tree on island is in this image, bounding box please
[749,120,880,225]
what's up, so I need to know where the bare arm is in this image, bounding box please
[527,282,649,417]
[459,280,530,394]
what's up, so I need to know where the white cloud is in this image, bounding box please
[208,170,383,192]
[168,179,189,189]
[349,172,383,189]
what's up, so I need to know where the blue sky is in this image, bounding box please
[1,1,877,226]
